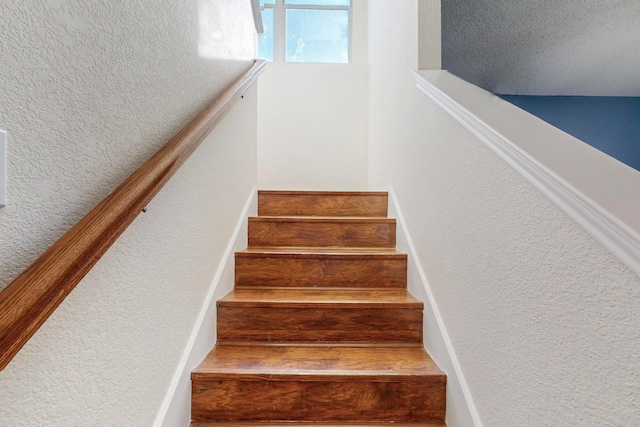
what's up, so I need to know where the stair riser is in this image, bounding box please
[235,257,407,288]
[217,307,422,343]
[258,192,388,217]
[192,378,445,423]
[248,221,396,248]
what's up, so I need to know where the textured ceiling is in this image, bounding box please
[442,0,640,95]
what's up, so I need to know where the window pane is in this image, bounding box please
[260,0,276,5]
[286,9,349,63]
[286,0,350,5]
[258,8,274,62]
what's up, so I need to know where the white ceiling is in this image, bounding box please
[442,0,640,96]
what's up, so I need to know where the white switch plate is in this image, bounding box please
[0,130,6,208]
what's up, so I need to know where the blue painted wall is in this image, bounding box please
[500,96,640,172]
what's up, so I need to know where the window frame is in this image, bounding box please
[260,0,352,63]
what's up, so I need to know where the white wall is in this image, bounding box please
[258,63,368,190]
[0,1,257,425]
[442,0,640,95]
[257,0,369,191]
[369,1,640,426]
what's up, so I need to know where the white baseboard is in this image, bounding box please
[153,186,258,427]
[386,187,483,427]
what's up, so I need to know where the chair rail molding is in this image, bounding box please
[415,70,640,278]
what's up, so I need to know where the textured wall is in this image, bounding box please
[369,1,640,426]
[442,0,640,96]
[418,0,441,70]
[0,0,257,425]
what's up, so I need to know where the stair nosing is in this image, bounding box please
[217,301,422,309]
[192,372,447,382]
[233,285,407,292]
[249,216,396,223]
[217,289,423,309]
[192,346,446,380]
[214,341,424,348]
[258,190,389,197]
[236,248,407,260]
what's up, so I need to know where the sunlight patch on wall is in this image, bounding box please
[198,0,256,60]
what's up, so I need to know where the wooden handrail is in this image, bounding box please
[0,59,266,371]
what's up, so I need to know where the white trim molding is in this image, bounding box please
[250,0,264,35]
[153,186,258,427]
[387,187,482,427]
[415,70,640,278]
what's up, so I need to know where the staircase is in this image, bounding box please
[190,191,447,426]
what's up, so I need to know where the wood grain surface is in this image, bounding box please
[0,60,266,371]
[258,191,388,217]
[192,190,446,424]
[248,217,396,248]
[235,248,407,288]
[192,379,445,423]
[217,306,422,343]
[219,288,422,308]
[192,346,446,422]
[192,346,443,376]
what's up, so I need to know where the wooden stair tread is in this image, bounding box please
[218,288,421,308]
[193,346,444,379]
[259,191,390,196]
[238,247,406,259]
[251,216,395,223]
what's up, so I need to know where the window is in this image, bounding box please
[258,0,351,63]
